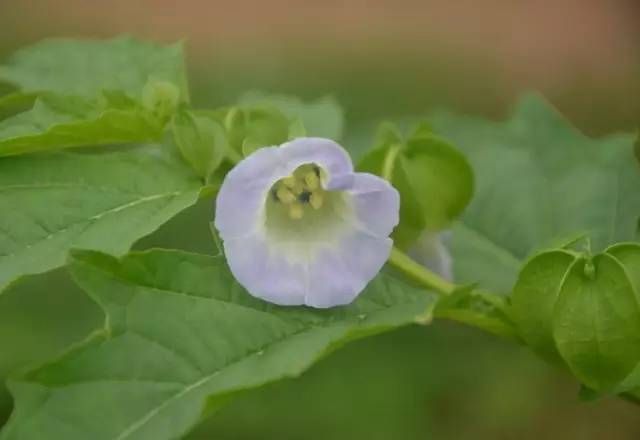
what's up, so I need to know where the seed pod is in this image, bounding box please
[511,243,640,392]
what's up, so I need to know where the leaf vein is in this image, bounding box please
[0,191,187,260]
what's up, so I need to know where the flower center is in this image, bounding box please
[264,163,352,243]
[270,164,324,220]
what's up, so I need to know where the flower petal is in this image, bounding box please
[348,173,400,238]
[279,137,354,190]
[223,233,307,305]
[305,232,393,308]
[223,228,392,308]
[214,146,281,238]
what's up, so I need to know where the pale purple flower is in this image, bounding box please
[215,137,400,308]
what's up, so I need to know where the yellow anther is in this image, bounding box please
[276,186,296,204]
[288,203,304,220]
[304,172,320,191]
[309,192,324,210]
[281,175,304,195]
[291,181,304,195]
[282,176,297,188]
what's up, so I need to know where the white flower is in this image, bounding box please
[215,137,400,308]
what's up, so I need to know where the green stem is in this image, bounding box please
[387,247,456,295]
[382,144,402,181]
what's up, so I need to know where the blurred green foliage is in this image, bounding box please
[1,32,640,438]
[2,201,640,438]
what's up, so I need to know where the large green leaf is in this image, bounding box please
[1,249,436,440]
[0,36,187,156]
[430,94,640,293]
[0,93,162,157]
[0,145,201,293]
[0,36,188,101]
[0,92,36,121]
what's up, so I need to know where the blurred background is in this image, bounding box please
[1,0,639,438]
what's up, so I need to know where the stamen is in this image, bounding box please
[288,203,304,220]
[276,186,296,204]
[270,166,327,219]
[310,192,323,210]
[282,176,297,188]
[304,172,320,191]
[291,181,304,195]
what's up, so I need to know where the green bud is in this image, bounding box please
[224,105,290,157]
[358,121,474,249]
[172,110,226,180]
[142,80,180,122]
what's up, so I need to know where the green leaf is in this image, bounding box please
[172,110,227,179]
[0,36,188,101]
[238,92,344,140]
[0,37,188,156]
[0,93,163,157]
[0,92,37,121]
[510,250,577,361]
[553,253,640,392]
[358,123,474,248]
[429,94,640,293]
[1,249,436,440]
[0,145,201,293]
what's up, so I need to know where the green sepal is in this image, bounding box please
[553,252,640,392]
[172,109,227,181]
[510,249,577,363]
[510,242,640,393]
